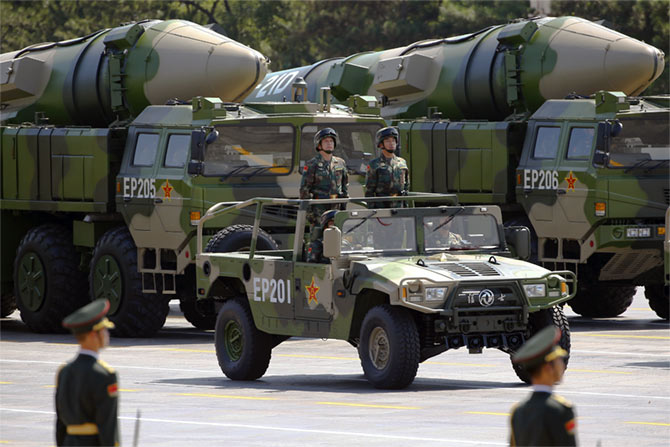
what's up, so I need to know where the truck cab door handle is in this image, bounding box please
[154,198,163,204]
[556,189,566,195]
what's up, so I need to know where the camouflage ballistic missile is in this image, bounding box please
[246,16,665,120]
[0,19,269,126]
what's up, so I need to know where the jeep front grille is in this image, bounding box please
[452,285,519,309]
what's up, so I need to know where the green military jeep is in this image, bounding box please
[195,195,576,389]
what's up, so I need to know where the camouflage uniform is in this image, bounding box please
[300,153,348,225]
[364,155,409,208]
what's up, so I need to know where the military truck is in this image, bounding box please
[402,91,669,319]
[0,95,385,336]
[194,195,575,389]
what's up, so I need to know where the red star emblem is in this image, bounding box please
[305,277,320,304]
[162,180,173,199]
[565,172,577,191]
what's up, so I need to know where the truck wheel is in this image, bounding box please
[511,306,570,384]
[568,284,635,317]
[180,296,216,330]
[645,285,669,320]
[14,225,88,333]
[1,293,17,318]
[358,304,420,389]
[215,298,272,380]
[205,224,278,252]
[90,227,169,337]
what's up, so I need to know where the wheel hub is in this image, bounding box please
[17,252,46,312]
[224,320,243,361]
[368,326,390,370]
[92,255,122,314]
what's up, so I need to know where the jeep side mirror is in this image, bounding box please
[594,122,610,167]
[323,227,342,258]
[504,226,531,261]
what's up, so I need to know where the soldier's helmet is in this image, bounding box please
[321,209,338,228]
[314,127,339,151]
[376,126,399,148]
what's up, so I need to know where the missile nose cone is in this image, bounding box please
[537,18,665,101]
[604,36,665,96]
[138,21,268,107]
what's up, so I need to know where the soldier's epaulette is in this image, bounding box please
[98,360,116,374]
[551,393,573,408]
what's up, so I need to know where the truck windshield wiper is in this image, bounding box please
[345,210,378,234]
[242,165,289,181]
[645,159,669,173]
[624,158,654,173]
[220,165,252,181]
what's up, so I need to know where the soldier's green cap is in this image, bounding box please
[62,299,115,334]
[512,326,567,368]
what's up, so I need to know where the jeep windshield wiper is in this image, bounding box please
[345,210,378,234]
[432,207,465,232]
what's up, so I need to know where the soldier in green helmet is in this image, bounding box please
[300,127,349,226]
[509,326,577,446]
[55,299,119,447]
[365,126,409,208]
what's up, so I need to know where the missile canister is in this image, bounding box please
[0,19,269,126]
[246,16,665,120]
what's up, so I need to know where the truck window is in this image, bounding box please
[202,124,294,177]
[301,123,380,174]
[608,117,670,169]
[566,127,594,159]
[532,127,561,159]
[164,134,190,168]
[132,133,160,166]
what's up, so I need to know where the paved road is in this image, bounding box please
[1,288,668,446]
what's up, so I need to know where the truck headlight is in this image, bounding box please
[523,284,546,298]
[426,287,448,301]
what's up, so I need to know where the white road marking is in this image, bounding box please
[0,408,505,445]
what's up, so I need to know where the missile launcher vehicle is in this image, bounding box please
[0,21,386,336]
[247,16,669,319]
[194,195,575,389]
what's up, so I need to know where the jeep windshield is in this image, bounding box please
[339,212,501,254]
[423,214,501,251]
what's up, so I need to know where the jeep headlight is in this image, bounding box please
[523,284,546,298]
[426,287,448,301]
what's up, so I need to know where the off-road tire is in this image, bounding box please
[205,224,279,253]
[180,296,216,330]
[14,225,88,333]
[645,285,669,320]
[1,293,17,318]
[569,284,635,318]
[215,298,272,380]
[358,304,420,389]
[90,227,169,337]
[512,306,570,384]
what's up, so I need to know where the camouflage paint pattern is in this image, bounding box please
[1,20,268,126]
[245,16,664,121]
[299,152,348,224]
[400,91,669,295]
[196,197,575,346]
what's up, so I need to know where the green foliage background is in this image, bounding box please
[1,0,667,93]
